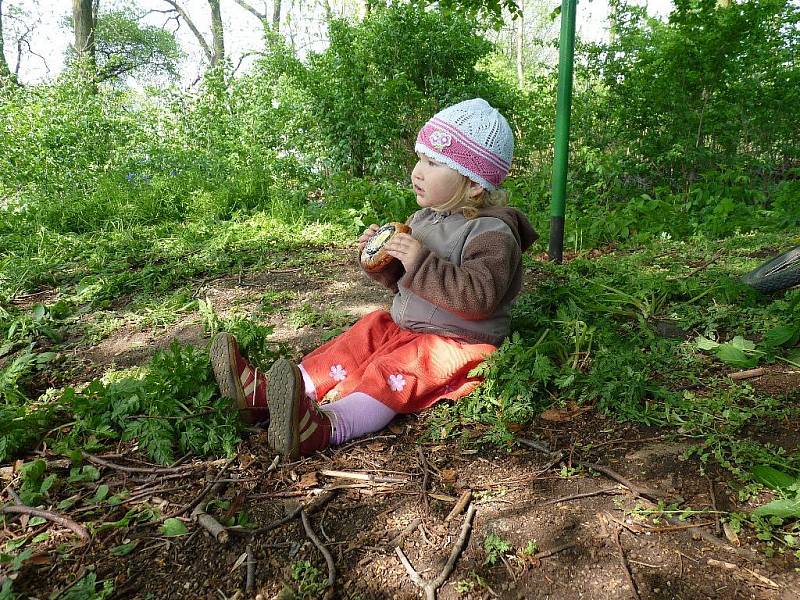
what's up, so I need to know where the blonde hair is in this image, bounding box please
[431,174,509,219]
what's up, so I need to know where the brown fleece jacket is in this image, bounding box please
[363,206,537,345]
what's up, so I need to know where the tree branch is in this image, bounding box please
[160,0,212,61]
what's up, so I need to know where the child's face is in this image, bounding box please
[411,152,468,209]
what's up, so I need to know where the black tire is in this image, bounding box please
[742,245,800,292]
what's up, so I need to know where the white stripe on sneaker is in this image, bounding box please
[243,378,256,400]
[239,365,252,386]
[298,411,311,432]
[299,421,318,443]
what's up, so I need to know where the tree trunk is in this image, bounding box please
[72,0,97,89]
[272,0,281,32]
[209,0,225,66]
[515,1,524,89]
[0,0,14,85]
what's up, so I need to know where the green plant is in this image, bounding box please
[287,560,327,599]
[483,533,512,566]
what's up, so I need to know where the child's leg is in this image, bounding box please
[320,392,397,445]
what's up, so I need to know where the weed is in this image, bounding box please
[287,560,327,599]
[483,532,512,566]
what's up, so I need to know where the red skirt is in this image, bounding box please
[300,310,496,413]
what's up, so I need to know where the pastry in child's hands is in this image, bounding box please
[360,222,411,272]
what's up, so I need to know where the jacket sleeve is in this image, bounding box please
[361,258,405,293]
[397,222,521,320]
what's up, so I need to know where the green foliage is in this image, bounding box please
[287,560,327,599]
[483,532,511,565]
[58,341,241,464]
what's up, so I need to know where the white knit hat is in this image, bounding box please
[415,98,514,191]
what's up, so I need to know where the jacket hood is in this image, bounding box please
[472,206,538,252]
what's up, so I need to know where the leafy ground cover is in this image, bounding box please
[1,206,799,597]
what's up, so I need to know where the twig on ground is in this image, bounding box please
[319,469,408,484]
[192,505,229,544]
[395,503,477,600]
[445,490,472,522]
[137,456,237,530]
[612,528,641,600]
[728,368,765,381]
[531,542,574,560]
[517,437,765,563]
[417,446,431,513]
[0,506,90,541]
[666,248,725,281]
[707,558,779,589]
[233,489,337,536]
[81,451,197,475]
[540,488,621,506]
[245,544,256,593]
[705,474,722,536]
[645,521,715,533]
[386,518,422,548]
[301,510,336,599]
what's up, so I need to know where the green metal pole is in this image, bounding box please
[548,0,577,263]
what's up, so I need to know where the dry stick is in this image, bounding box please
[705,474,723,536]
[728,368,765,381]
[395,503,478,600]
[613,528,641,600]
[531,542,575,560]
[417,446,430,513]
[319,469,408,484]
[666,248,725,281]
[445,489,472,523]
[191,476,230,544]
[81,451,196,475]
[137,456,237,530]
[541,488,621,506]
[245,544,256,594]
[234,489,337,536]
[0,506,90,542]
[386,518,423,548]
[516,438,764,563]
[301,510,336,599]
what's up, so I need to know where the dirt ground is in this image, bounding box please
[7,252,800,600]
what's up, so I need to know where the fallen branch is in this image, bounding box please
[386,518,422,548]
[517,437,765,563]
[245,544,256,593]
[395,503,477,600]
[445,489,472,522]
[417,446,430,513]
[0,506,90,541]
[82,451,202,475]
[541,488,621,506]
[728,367,765,381]
[233,489,337,536]
[301,510,336,599]
[612,528,641,600]
[319,469,408,484]
[531,542,574,560]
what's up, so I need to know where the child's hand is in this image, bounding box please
[358,224,380,252]
[385,233,423,270]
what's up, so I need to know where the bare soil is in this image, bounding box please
[6,250,800,600]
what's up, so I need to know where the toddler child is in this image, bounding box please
[210,98,537,459]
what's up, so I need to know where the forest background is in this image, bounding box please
[1,0,800,593]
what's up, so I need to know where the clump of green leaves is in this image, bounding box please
[284,560,327,599]
[483,533,512,566]
[59,341,241,465]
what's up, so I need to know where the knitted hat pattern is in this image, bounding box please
[415,98,514,192]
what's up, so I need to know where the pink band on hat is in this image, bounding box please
[428,117,510,170]
[417,122,507,188]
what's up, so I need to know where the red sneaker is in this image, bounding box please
[210,332,269,424]
[267,358,331,459]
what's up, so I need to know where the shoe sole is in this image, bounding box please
[209,333,253,423]
[267,358,303,460]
